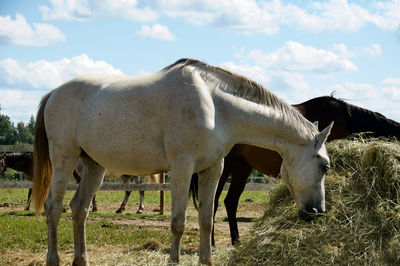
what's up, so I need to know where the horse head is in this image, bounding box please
[280,122,333,222]
[0,153,7,175]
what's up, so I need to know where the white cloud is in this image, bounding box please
[0,89,40,123]
[246,41,357,74]
[137,24,176,41]
[382,78,400,86]
[219,61,314,103]
[362,44,382,57]
[39,0,400,34]
[220,59,400,122]
[0,13,65,46]
[382,78,400,101]
[333,43,354,58]
[0,55,123,122]
[219,41,358,105]
[0,54,123,90]
[331,81,400,121]
[40,0,158,22]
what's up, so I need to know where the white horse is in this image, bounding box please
[32,58,332,265]
[74,160,159,213]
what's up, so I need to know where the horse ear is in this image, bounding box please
[313,121,319,129]
[315,121,334,150]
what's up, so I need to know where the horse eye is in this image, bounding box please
[321,164,330,173]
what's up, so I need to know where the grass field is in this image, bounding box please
[2,138,398,265]
[0,188,268,265]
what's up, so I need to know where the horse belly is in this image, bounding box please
[80,136,169,175]
[76,105,169,175]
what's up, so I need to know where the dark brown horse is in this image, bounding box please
[0,153,34,210]
[192,95,400,245]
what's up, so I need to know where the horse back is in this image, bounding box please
[43,69,224,175]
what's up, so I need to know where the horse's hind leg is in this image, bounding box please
[24,188,32,211]
[197,160,224,265]
[70,154,105,266]
[116,175,132,213]
[91,194,97,212]
[137,189,144,214]
[135,176,145,214]
[46,150,80,266]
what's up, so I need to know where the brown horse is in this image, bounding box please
[193,95,400,245]
[0,153,34,210]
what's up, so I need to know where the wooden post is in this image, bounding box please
[160,172,165,215]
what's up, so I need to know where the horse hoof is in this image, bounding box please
[46,255,60,266]
[72,256,88,266]
[115,209,123,213]
[136,209,143,214]
[199,257,213,266]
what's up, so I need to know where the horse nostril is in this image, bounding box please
[298,207,324,222]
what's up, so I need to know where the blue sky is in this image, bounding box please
[0,0,399,123]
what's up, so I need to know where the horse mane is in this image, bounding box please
[165,58,318,142]
[339,99,400,139]
[308,95,400,139]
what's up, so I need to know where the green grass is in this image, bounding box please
[0,214,174,252]
[0,188,267,207]
[0,188,267,253]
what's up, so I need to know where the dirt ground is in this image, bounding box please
[0,197,265,265]
[92,199,264,247]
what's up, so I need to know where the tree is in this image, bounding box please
[16,122,34,144]
[27,115,35,136]
[0,114,17,144]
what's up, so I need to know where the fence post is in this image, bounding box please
[160,172,165,215]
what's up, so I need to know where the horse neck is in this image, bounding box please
[218,94,317,158]
[5,154,33,178]
[347,106,400,139]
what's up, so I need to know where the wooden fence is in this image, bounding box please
[0,145,276,214]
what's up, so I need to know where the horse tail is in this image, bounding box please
[32,91,53,216]
[190,173,199,211]
[149,173,158,184]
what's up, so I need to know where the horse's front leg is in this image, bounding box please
[224,157,252,245]
[46,154,78,266]
[169,157,195,264]
[70,156,104,266]
[197,160,224,265]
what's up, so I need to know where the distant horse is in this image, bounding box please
[74,160,159,213]
[0,153,34,210]
[194,95,400,246]
[32,58,332,265]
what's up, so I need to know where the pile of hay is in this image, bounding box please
[223,137,400,265]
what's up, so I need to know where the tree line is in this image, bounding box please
[0,113,35,145]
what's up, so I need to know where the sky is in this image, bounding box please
[0,0,399,124]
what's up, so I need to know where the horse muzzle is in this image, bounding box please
[298,206,325,222]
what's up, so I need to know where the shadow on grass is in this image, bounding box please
[223,217,256,222]
[0,210,35,217]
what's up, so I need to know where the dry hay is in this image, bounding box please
[223,137,400,265]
